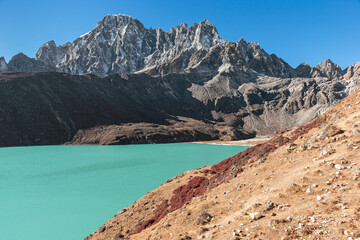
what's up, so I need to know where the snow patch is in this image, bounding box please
[80,31,91,38]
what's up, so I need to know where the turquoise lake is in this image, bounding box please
[0,143,248,240]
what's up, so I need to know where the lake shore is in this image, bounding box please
[192,136,272,146]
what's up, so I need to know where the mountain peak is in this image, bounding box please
[314,59,342,79]
[324,58,334,64]
[96,13,143,30]
[0,56,7,71]
[198,19,218,33]
[199,18,215,26]
[299,62,311,67]
[238,37,247,43]
[102,13,133,21]
[248,41,260,49]
[316,58,339,68]
[179,22,189,28]
[11,52,31,60]
[45,40,57,46]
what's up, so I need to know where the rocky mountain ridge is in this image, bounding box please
[0,71,359,147]
[1,14,359,80]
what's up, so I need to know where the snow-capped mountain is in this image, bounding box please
[0,14,297,78]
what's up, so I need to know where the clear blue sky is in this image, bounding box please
[0,0,359,69]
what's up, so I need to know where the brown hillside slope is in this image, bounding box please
[87,89,360,240]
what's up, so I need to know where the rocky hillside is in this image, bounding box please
[0,71,358,147]
[87,86,360,240]
[0,14,359,80]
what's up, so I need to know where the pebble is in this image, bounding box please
[320,151,328,157]
[249,212,264,220]
[334,164,346,170]
[265,200,274,210]
[240,212,247,216]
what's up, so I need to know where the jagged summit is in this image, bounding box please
[104,13,132,18]
[315,58,343,79]
[97,14,145,29]
[294,59,348,79]
[0,14,358,80]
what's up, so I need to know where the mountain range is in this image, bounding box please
[0,14,359,147]
[1,14,360,80]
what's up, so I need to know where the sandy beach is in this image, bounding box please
[192,136,272,146]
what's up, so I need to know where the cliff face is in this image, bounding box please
[0,71,358,147]
[86,87,360,240]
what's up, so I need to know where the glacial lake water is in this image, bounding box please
[0,143,248,240]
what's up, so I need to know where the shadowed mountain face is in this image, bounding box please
[0,71,358,147]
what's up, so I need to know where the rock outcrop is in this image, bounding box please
[343,61,360,80]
